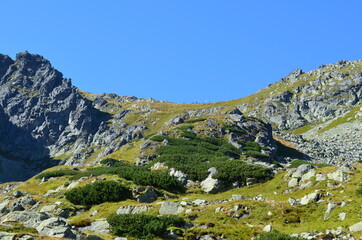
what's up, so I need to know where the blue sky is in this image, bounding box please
[1,1,361,103]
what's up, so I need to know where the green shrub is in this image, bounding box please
[118,168,185,193]
[107,214,185,239]
[151,133,273,184]
[241,141,262,152]
[155,154,215,181]
[224,124,246,134]
[180,131,197,139]
[356,183,362,195]
[69,160,185,193]
[184,118,207,123]
[150,135,172,142]
[212,160,272,184]
[255,231,305,240]
[35,169,77,179]
[175,125,194,131]
[243,150,268,158]
[65,181,131,207]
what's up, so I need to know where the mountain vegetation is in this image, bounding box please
[0,52,360,239]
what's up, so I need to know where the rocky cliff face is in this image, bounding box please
[239,60,362,130]
[237,60,362,164]
[0,52,149,181]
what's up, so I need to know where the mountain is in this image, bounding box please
[0,52,360,239]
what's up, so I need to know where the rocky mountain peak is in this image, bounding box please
[2,51,65,95]
[0,54,14,79]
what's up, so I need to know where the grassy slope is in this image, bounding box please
[4,162,362,239]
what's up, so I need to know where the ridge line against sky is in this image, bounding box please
[1,1,362,103]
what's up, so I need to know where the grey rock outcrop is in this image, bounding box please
[132,187,158,203]
[201,167,224,194]
[0,232,16,240]
[117,205,153,215]
[36,217,77,239]
[79,219,110,235]
[300,192,322,205]
[9,195,37,212]
[170,168,188,185]
[324,202,337,220]
[1,211,51,228]
[327,168,350,182]
[241,61,362,130]
[159,202,184,215]
[0,52,148,181]
[349,222,362,232]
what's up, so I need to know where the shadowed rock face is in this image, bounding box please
[0,52,113,181]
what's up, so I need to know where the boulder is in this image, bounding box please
[324,203,337,220]
[300,192,322,205]
[79,219,110,235]
[288,178,299,188]
[201,167,224,194]
[40,204,57,213]
[263,225,272,232]
[36,217,77,239]
[170,116,184,125]
[116,205,152,215]
[170,168,188,185]
[1,211,51,228]
[288,197,299,206]
[246,178,258,186]
[13,191,24,198]
[327,169,349,182]
[17,235,35,240]
[349,222,362,232]
[339,212,346,221]
[201,177,221,194]
[0,232,16,240]
[0,200,9,216]
[192,199,207,206]
[132,187,158,203]
[159,202,184,215]
[300,169,316,182]
[316,173,326,181]
[292,164,314,178]
[9,196,37,212]
[232,195,245,201]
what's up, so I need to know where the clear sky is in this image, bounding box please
[0,1,361,103]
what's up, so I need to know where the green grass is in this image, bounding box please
[184,118,207,123]
[291,122,321,135]
[287,159,330,168]
[175,125,194,131]
[0,223,37,234]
